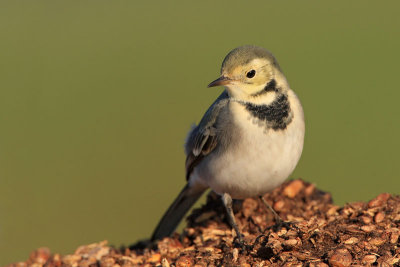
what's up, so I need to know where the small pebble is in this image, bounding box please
[368,193,390,208]
[361,225,376,232]
[273,200,285,211]
[360,216,372,224]
[369,237,386,246]
[283,180,304,198]
[175,256,194,267]
[161,258,170,267]
[283,239,299,247]
[374,212,385,223]
[344,237,358,244]
[148,253,161,263]
[329,249,352,267]
[362,255,377,264]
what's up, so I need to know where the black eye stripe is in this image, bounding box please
[246,70,256,78]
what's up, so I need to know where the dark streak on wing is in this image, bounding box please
[185,91,229,180]
[185,133,217,180]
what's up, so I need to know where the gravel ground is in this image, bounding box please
[8,179,400,266]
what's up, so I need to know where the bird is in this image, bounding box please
[151,45,305,244]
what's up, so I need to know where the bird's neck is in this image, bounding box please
[230,77,287,105]
[230,79,293,130]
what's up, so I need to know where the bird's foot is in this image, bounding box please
[233,234,253,252]
[233,234,246,249]
[269,219,297,232]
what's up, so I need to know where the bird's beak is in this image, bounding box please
[207,76,232,88]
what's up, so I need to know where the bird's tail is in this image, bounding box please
[151,183,206,241]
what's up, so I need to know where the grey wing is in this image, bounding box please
[185,91,230,180]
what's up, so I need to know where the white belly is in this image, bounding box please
[192,92,305,199]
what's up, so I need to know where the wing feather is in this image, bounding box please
[185,91,229,180]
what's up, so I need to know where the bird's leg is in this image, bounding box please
[259,195,297,232]
[259,195,283,224]
[222,193,244,246]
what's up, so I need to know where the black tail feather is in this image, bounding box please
[151,184,205,241]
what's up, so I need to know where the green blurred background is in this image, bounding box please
[1,1,400,265]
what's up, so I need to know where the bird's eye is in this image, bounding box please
[246,70,256,78]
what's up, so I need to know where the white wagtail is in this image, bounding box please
[151,45,305,244]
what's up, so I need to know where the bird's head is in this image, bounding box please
[208,45,286,101]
